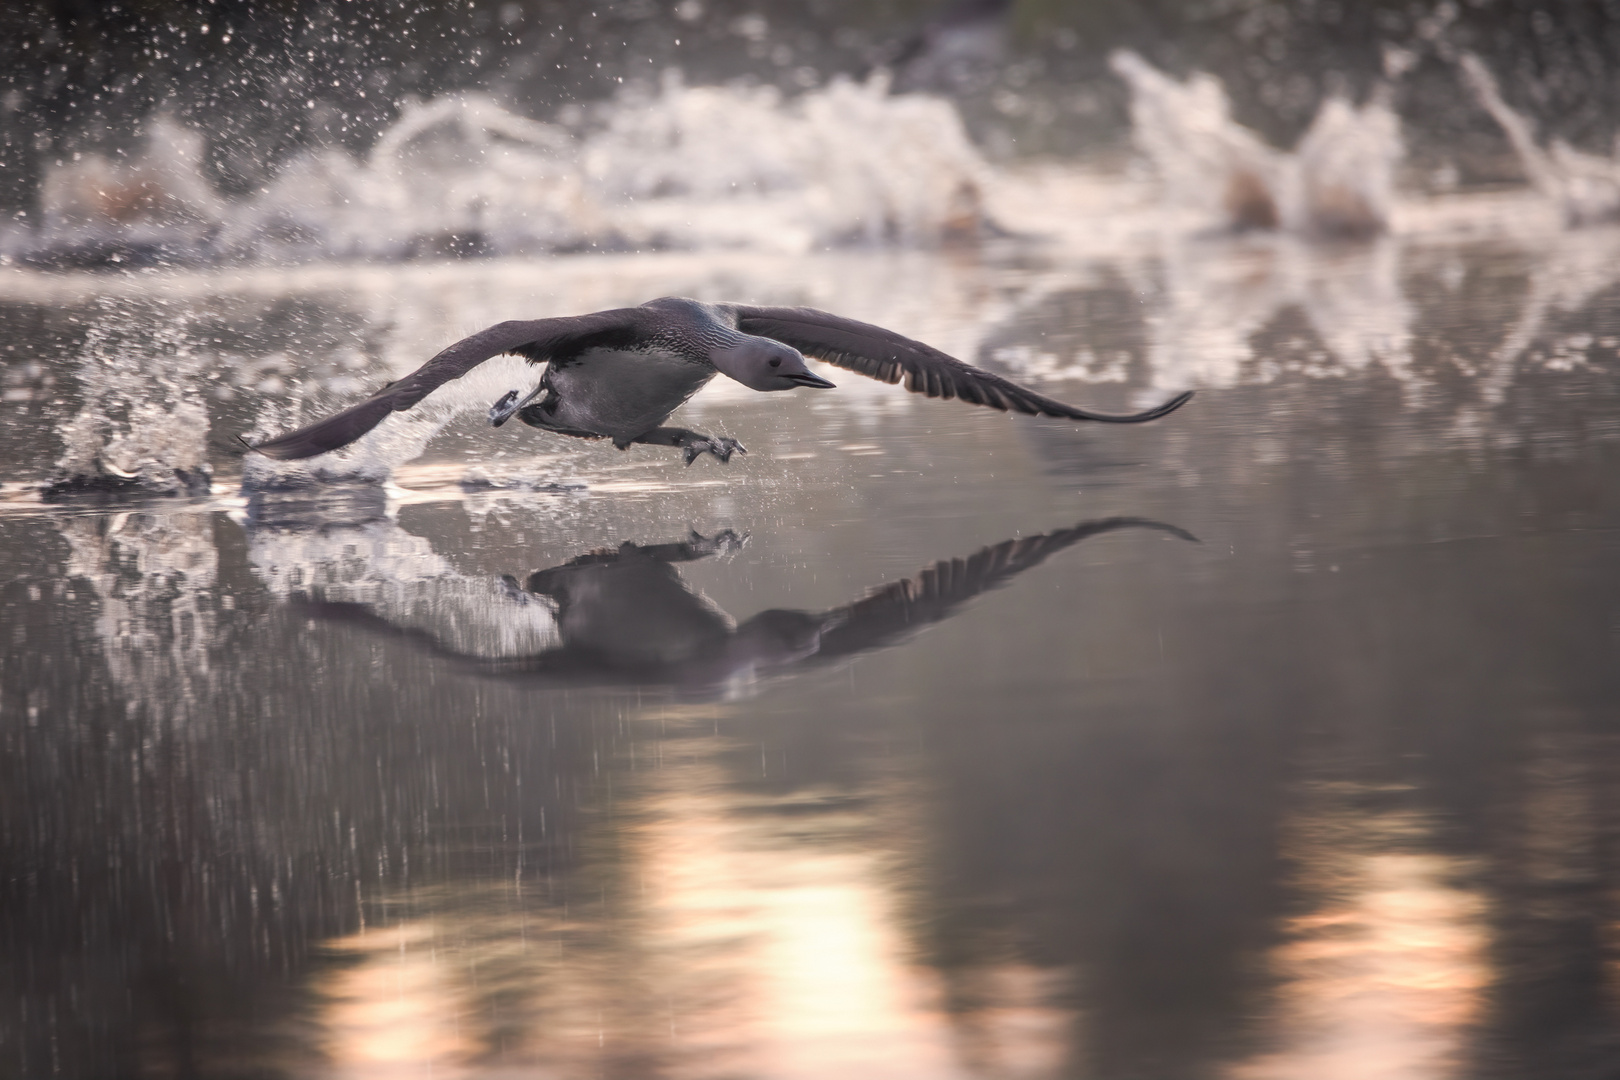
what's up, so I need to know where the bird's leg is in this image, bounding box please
[629,426,747,466]
[489,380,548,427]
[634,530,748,563]
[513,401,602,440]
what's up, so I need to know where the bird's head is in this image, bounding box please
[711,337,836,393]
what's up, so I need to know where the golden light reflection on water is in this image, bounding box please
[307,735,1072,1078]
[316,923,478,1079]
[1231,793,1490,1080]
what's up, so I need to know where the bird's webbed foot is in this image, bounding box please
[631,427,747,465]
[682,435,746,466]
[490,382,547,428]
[489,390,521,426]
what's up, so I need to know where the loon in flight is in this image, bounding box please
[248,297,1194,465]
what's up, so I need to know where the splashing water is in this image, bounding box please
[1460,54,1620,227]
[247,511,562,658]
[233,94,594,261]
[1109,51,1286,231]
[41,116,226,230]
[32,117,226,267]
[1110,51,1401,238]
[1294,93,1402,239]
[29,76,993,266]
[47,301,215,499]
[239,353,545,488]
[582,73,991,250]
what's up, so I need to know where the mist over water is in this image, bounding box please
[4,2,1620,1078]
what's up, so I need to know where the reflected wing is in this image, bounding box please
[294,599,588,680]
[812,517,1196,659]
[731,305,1193,422]
[248,311,642,460]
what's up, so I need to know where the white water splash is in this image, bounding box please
[1111,51,1401,238]
[248,512,562,658]
[582,73,990,250]
[238,353,545,487]
[233,94,596,260]
[50,301,214,496]
[1460,54,1620,227]
[32,76,993,265]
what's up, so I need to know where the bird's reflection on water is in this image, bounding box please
[4,231,1620,1077]
[296,516,1194,694]
[255,512,1183,1078]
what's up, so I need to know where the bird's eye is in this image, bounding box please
[769,358,781,367]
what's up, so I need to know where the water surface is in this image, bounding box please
[3,220,1620,1078]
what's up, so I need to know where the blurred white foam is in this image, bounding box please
[234,93,595,260]
[1111,51,1401,238]
[35,77,994,264]
[1294,93,1402,238]
[40,116,226,234]
[1109,51,1286,232]
[586,73,991,251]
[1460,54,1620,227]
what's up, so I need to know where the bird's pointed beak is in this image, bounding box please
[789,370,836,389]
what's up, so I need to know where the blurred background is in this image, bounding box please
[3,0,1619,183]
[4,0,1620,235]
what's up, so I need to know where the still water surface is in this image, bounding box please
[3,215,1620,1077]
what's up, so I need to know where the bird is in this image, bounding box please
[298,517,1197,691]
[247,296,1193,465]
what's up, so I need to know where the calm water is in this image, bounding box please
[3,219,1620,1078]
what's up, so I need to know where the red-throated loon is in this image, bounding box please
[247,296,1193,465]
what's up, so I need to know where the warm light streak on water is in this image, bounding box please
[1233,802,1489,1080]
[317,923,478,1079]
[299,745,1072,1079]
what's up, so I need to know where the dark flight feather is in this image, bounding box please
[812,517,1197,659]
[249,298,1193,462]
[249,311,639,460]
[730,304,1193,423]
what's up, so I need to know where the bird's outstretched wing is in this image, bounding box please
[248,311,642,460]
[730,305,1192,422]
[810,517,1197,660]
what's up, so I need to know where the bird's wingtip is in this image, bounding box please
[1138,389,1194,422]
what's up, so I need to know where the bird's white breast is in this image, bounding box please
[548,347,716,439]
